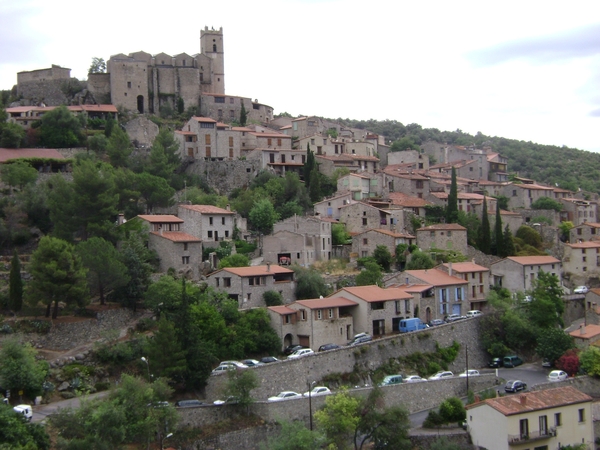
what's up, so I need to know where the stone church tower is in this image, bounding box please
[200,27,225,95]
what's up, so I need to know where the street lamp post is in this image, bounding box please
[141,356,150,380]
[308,380,316,431]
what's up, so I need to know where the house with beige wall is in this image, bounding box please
[178,204,235,249]
[313,192,354,220]
[570,222,600,243]
[263,230,325,267]
[560,197,598,226]
[563,241,600,287]
[272,215,333,262]
[337,173,384,200]
[176,117,240,160]
[206,264,295,309]
[383,167,430,199]
[352,229,415,259]
[490,256,562,293]
[316,154,380,176]
[338,202,403,234]
[503,182,555,209]
[466,386,593,450]
[416,224,468,255]
[438,262,490,311]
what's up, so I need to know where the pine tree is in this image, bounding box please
[304,144,315,188]
[502,225,515,257]
[9,250,23,311]
[478,196,491,254]
[493,201,503,256]
[239,102,248,127]
[446,167,458,224]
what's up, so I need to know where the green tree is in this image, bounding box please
[135,171,176,213]
[239,101,248,126]
[249,198,280,234]
[446,167,459,224]
[332,223,351,245]
[304,144,315,188]
[478,196,491,253]
[222,368,259,414]
[558,221,574,242]
[88,133,108,153]
[9,250,23,312]
[439,397,466,426]
[144,319,187,382]
[516,225,543,249]
[88,57,106,74]
[26,236,89,319]
[0,338,48,399]
[535,328,575,365]
[2,160,38,189]
[264,420,322,450]
[114,231,155,310]
[0,122,25,148]
[263,290,283,306]
[579,346,600,377]
[315,389,360,450]
[35,105,85,148]
[218,253,250,268]
[356,261,383,287]
[104,115,115,138]
[530,197,563,211]
[528,270,564,328]
[0,404,50,449]
[76,237,130,304]
[373,245,392,272]
[294,266,330,299]
[493,201,503,256]
[107,126,132,167]
[390,136,420,152]
[406,250,435,270]
[501,225,515,257]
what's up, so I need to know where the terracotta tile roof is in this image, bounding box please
[390,283,433,293]
[333,285,412,302]
[430,192,487,201]
[175,130,196,136]
[231,127,253,132]
[356,228,415,239]
[268,305,297,315]
[68,104,118,113]
[151,231,201,242]
[192,116,217,123]
[417,224,466,231]
[179,204,234,215]
[249,132,290,138]
[0,148,66,162]
[388,193,432,208]
[213,265,294,277]
[514,183,554,190]
[138,215,183,223]
[467,386,591,416]
[566,241,600,249]
[442,262,489,273]
[499,209,521,216]
[404,268,468,286]
[569,324,600,340]
[314,192,353,205]
[575,222,600,229]
[504,256,561,265]
[295,297,358,309]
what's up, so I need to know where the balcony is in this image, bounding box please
[508,428,556,445]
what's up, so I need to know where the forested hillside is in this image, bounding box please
[334,118,600,195]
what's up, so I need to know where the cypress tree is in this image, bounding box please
[446,167,458,224]
[9,250,23,311]
[239,102,248,127]
[478,196,491,254]
[502,225,515,257]
[304,144,315,187]
[493,201,503,256]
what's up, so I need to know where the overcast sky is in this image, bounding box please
[1,0,599,151]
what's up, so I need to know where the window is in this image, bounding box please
[267,138,272,146]
[301,309,306,320]
[416,180,424,189]
[362,218,367,226]
[205,147,211,158]
[230,110,235,119]
[363,238,368,245]
[209,217,214,225]
[285,315,291,324]
[317,310,322,319]
[215,96,225,103]
[578,408,585,422]
[222,217,226,225]
[229,136,234,146]
[182,256,190,264]
[225,230,229,238]
[183,243,188,251]
[208,230,213,238]
[404,299,410,313]
[539,415,548,435]
[519,418,529,439]
[395,301,402,314]
[200,122,214,129]
[127,81,131,88]
[371,302,384,310]
[205,134,211,145]
[278,138,282,146]
[230,97,234,104]
[554,412,561,427]
[512,189,517,197]
[216,278,220,287]
[447,230,452,237]
[224,278,231,287]
[328,308,334,318]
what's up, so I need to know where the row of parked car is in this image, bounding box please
[213,386,332,405]
[378,369,481,386]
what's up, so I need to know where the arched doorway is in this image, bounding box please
[137,95,144,114]
[283,333,293,349]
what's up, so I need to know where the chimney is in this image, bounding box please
[448,262,453,277]
[580,324,586,335]
[520,395,527,406]
[117,213,125,225]
[159,225,163,236]
[267,263,270,272]
[226,204,230,211]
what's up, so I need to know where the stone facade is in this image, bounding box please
[148,231,202,279]
[570,222,600,243]
[438,262,490,311]
[490,256,562,292]
[338,202,403,234]
[16,65,72,105]
[199,94,274,125]
[184,159,261,197]
[313,192,354,221]
[123,115,159,148]
[178,204,235,247]
[271,215,333,262]
[416,224,468,254]
[337,173,384,200]
[562,241,600,287]
[560,198,598,226]
[351,228,415,259]
[263,230,320,267]
[503,182,555,209]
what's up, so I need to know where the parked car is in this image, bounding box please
[213,396,237,405]
[505,380,527,393]
[211,365,234,375]
[459,370,480,377]
[429,319,446,326]
[219,360,249,369]
[398,318,428,333]
[542,358,552,368]
[241,359,263,367]
[347,333,373,346]
[446,314,466,322]
[283,345,304,355]
[548,370,568,382]
[503,355,523,368]
[288,348,314,359]
[175,399,203,407]
[260,356,279,364]
[428,371,454,381]
[466,310,482,318]
[268,391,302,402]
[379,375,403,386]
[318,343,341,352]
[303,386,332,397]
[574,286,589,294]
[404,375,427,383]
[489,357,503,368]
[13,405,32,421]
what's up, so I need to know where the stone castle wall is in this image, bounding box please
[185,159,262,196]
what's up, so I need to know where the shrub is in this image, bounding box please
[135,317,158,332]
[94,381,111,391]
[263,290,283,307]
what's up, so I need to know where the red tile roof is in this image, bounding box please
[417,224,466,231]
[390,283,433,293]
[192,117,217,123]
[505,256,560,265]
[388,192,432,208]
[356,229,415,239]
[151,231,201,242]
[404,269,468,286]
[0,148,65,162]
[333,286,412,302]
[569,324,600,340]
[138,215,183,223]
[268,305,297,315]
[295,297,358,309]
[249,132,290,138]
[514,183,554,191]
[467,386,591,416]
[442,262,489,273]
[180,204,234,215]
[214,265,294,277]
[566,241,600,249]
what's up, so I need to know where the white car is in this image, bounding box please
[548,370,568,382]
[268,391,303,402]
[211,361,248,374]
[404,375,427,383]
[466,310,482,318]
[428,371,454,381]
[219,360,249,368]
[303,386,332,397]
[459,370,480,377]
[213,396,237,405]
[288,348,314,359]
[574,286,589,294]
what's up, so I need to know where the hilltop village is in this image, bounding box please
[2,26,600,450]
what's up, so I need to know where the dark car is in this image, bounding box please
[260,356,279,364]
[318,343,341,352]
[429,319,446,327]
[347,333,373,346]
[505,380,527,393]
[283,345,303,355]
[503,355,523,368]
[489,357,503,368]
[175,399,203,408]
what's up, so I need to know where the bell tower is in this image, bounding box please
[200,26,225,94]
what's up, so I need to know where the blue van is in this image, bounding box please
[399,318,428,333]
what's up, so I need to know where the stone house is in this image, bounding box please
[288,116,326,139]
[416,224,468,255]
[383,167,430,199]
[438,262,490,311]
[313,192,354,221]
[199,94,274,125]
[263,230,324,267]
[267,297,358,350]
[315,154,380,176]
[486,152,509,182]
[569,222,600,242]
[5,105,118,131]
[386,193,432,217]
[206,264,295,309]
[490,256,562,293]
[389,268,469,321]
[0,148,67,173]
[560,198,598,226]
[337,173,384,200]
[386,150,429,170]
[137,214,203,279]
[429,159,481,181]
[466,386,593,450]
[562,241,600,286]
[272,215,333,262]
[176,117,241,161]
[338,202,404,234]
[569,324,600,349]
[329,286,415,336]
[244,148,305,178]
[177,204,235,248]
[352,229,415,259]
[503,182,554,209]
[429,193,496,218]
